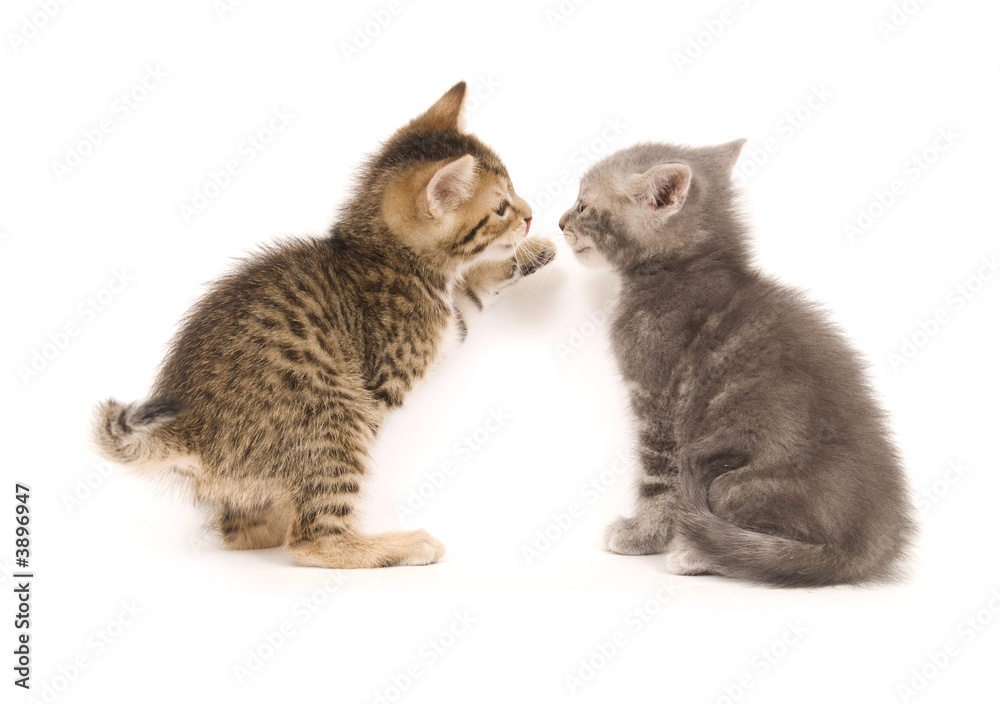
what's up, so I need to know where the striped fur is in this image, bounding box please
[91,83,555,568]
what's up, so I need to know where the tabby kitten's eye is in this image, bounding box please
[495,201,510,217]
[577,201,587,214]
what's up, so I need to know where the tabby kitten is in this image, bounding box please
[559,140,915,587]
[92,82,555,569]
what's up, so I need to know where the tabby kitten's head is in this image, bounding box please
[558,140,748,271]
[345,82,533,273]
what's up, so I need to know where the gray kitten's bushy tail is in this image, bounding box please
[676,463,883,588]
[91,398,186,468]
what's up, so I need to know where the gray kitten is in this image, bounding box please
[558,140,915,587]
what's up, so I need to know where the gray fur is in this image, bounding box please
[559,141,916,587]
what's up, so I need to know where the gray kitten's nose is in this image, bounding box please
[558,211,569,231]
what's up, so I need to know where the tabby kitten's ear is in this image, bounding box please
[426,154,478,217]
[411,81,468,132]
[630,163,692,216]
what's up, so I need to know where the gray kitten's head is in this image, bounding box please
[558,140,747,271]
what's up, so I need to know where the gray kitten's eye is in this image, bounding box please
[577,201,587,214]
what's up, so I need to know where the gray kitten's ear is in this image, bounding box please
[717,138,747,172]
[411,82,468,132]
[426,154,478,217]
[631,163,692,215]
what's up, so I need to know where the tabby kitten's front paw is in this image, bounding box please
[456,237,556,321]
[514,236,557,279]
[605,516,666,555]
[385,529,447,566]
[287,529,445,569]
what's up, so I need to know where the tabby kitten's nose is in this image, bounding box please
[524,216,532,236]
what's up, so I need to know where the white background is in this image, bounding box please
[2,1,999,702]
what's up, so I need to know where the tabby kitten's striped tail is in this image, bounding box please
[91,397,185,467]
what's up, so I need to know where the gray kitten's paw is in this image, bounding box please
[664,535,711,576]
[605,516,663,555]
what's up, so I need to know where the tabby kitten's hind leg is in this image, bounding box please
[216,501,291,550]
